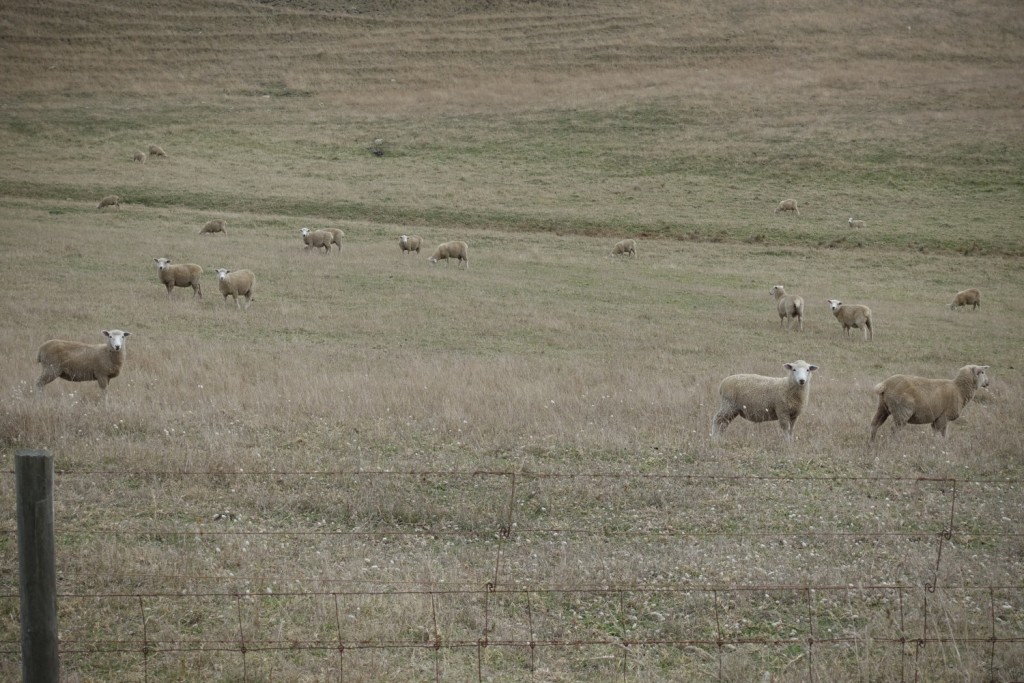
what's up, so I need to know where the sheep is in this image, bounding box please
[132,150,146,163]
[201,219,226,235]
[36,329,131,397]
[324,228,345,252]
[827,299,873,340]
[399,234,422,255]
[611,239,637,257]
[154,257,202,298]
[148,144,167,157]
[97,194,121,210]
[769,284,804,332]
[300,227,332,254]
[949,288,981,311]
[869,365,990,441]
[711,360,819,440]
[774,199,800,215]
[214,268,255,309]
[848,217,866,229]
[429,240,469,268]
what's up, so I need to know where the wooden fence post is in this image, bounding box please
[16,449,60,683]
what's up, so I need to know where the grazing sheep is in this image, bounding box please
[774,199,800,215]
[399,234,422,255]
[154,257,202,298]
[201,219,226,235]
[711,360,819,440]
[36,329,131,397]
[97,194,121,210]
[300,227,332,254]
[870,365,990,441]
[214,268,255,309]
[429,240,469,268]
[769,284,804,332]
[949,288,981,311]
[611,239,637,257]
[848,217,866,229]
[132,150,146,163]
[148,144,167,157]
[324,228,345,252]
[827,299,873,340]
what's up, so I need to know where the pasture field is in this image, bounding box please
[1,0,1022,680]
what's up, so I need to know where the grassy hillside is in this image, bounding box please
[0,1,1022,680]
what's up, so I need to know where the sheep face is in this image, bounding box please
[155,257,172,271]
[828,299,842,312]
[103,329,131,350]
[215,268,231,282]
[972,365,990,389]
[784,361,817,386]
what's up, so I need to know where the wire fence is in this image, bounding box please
[3,468,1022,681]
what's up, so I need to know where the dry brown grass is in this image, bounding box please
[1,0,1022,680]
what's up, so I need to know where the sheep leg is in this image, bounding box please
[864,322,872,341]
[711,407,739,437]
[797,315,803,332]
[778,414,794,440]
[931,418,948,437]
[36,370,59,390]
[194,283,202,299]
[165,283,174,298]
[869,403,890,442]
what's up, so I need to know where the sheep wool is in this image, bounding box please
[148,144,168,157]
[870,365,990,441]
[97,194,121,210]
[36,329,131,396]
[770,285,804,332]
[611,239,637,257]
[848,217,866,229]
[215,268,255,309]
[324,228,345,252]
[429,241,469,268]
[132,150,146,163]
[774,199,799,215]
[154,257,203,298]
[712,360,819,440]
[827,299,873,340]
[949,288,981,311]
[201,219,226,235]
[399,234,422,255]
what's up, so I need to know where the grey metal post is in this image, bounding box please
[16,449,60,683]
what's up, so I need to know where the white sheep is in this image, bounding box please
[97,194,121,210]
[611,239,637,257]
[300,227,332,254]
[827,299,873,340]
[949,288,981,311]
[154,258,203,298]
[324,228,345,252]
[774,199,800,215]
[132,150,146,163]
[769,284,804,332]
[201,219,226,235]
[399,234,422,255]
[36,329,131,397]
[848,217,866,229]
[429,240,469,268]
[148,144,168,157]
[870,365,990,441]
[711,360,819,440]
[214,268,255,309]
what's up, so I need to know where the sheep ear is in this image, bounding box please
[102,330,111,338]
[783,363,794,371]
[808,365,819,372]
[123,331,131,337]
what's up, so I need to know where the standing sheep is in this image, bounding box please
[848,217,866,229]
[132,150,146,163]
[870,365,990,441]
[429,240,469,268]
[711,360,819,440]
[774,199,800,215]
[769,285,804,332]
[611,239,637,257]
[214,268,255,309]
[154,258,203,298]
[399,234,422,255]
[148,144,168,157]
[97,194,121,210]
[949,288,981,311]
[827,299,873,340]
[36,329,132,397]
[300,227,332,254]
[201,219,226,235]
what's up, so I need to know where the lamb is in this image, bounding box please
[148,144,168,157]
[611,239,637,257]
[769,284,804,332]
[201,219,226,235]
[154,258,202,298]
[870,365,990,441]
[848,217,866,229]
[774,199,800,215]
[214,268,255,309]
[399,234,422,255]
[827,299,873,340]
[132,150,146,163]
[711,360,819,440]
[949,288,981,311]
[300,227,332,254]
[324,228,345,252]
[36,329,131,397]
[97,194,121,210]
[429,240,469,268]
